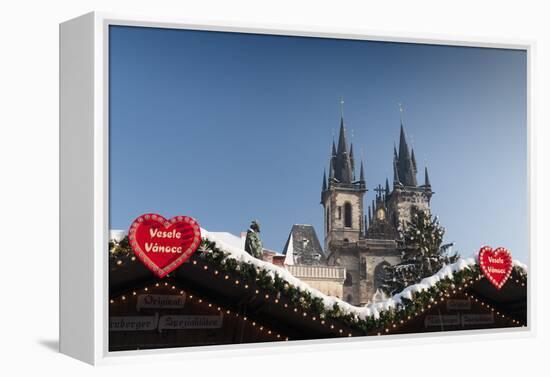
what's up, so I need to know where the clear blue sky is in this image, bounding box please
[109,26,527,263]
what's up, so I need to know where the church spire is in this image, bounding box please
[369,206,373,224]
[349,143,355,178]
[359,160,365,183]
[424,166,431,187]
[398,124,410,162]
[322,169,327,191]
[411,148,417,174]
[332,100,353,183]
[396,119,417,187]
[337,117,348,156]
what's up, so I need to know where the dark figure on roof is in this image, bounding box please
[245,220,263,259]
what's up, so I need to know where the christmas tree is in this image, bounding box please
[381,207,458,295]
[109,235,131,256]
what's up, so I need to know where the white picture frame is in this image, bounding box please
[59,11,534,365]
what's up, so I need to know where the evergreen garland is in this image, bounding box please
[109,236,527,334]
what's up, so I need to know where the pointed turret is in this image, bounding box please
[423,166,433,202]
[396,124,418,187]
[349,143,355,178]
[385,178,390,196]
[337,118,348,156]
[411,148,417,174]
[398,124,409,161]
[424,166,431,187]
[393,158,400,186]
[332,114,353,183]
[332,140,337,157]
[322,170,327,191]
[359,160,365,183]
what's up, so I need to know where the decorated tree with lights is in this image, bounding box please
[381,207,458,295]
[109,235,131,256]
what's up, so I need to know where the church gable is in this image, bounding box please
[283,224,325,265]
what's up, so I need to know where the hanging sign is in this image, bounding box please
[129,214,201,278]
[137,294,186,310]
[478,246,513,289]
[158,314,224,331]
[462,313,495,326]
[446,299,471,311]
[424,315,460,327]
[110,314,159,331]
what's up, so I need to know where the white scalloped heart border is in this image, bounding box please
[128,214,201,278]
[478,246,513,290]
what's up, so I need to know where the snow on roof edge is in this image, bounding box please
[202,229,527,321]
[202,229,362,315]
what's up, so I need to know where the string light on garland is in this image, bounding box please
[462,292,525,326]
[195,241,367,336]
[379,285,525,335]
[109,281,286,341]
[191,256,358,337]
[109,238,527,338]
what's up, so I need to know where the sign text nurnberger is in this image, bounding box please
[110,315,158,331]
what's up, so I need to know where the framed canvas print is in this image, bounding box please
[60,12,532,365]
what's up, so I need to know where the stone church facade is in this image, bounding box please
[318,110,433,305]
[282,107,434,305]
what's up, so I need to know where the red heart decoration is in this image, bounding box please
[478,246,513,289]
[128,214,201,278]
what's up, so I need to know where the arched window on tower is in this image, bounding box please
[344,202,352,228]
[344,272,353,286]
[374,261,391,289]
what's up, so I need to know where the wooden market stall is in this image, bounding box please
[109,235,527,351]
[109,250,362,351]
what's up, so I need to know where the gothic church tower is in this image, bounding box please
[319,103,434,305]
[320,105,366,251]
[384,119,433,233]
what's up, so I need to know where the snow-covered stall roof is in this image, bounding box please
[110,229,127,243]
[205,231,246,250]
[202,229,527,321]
